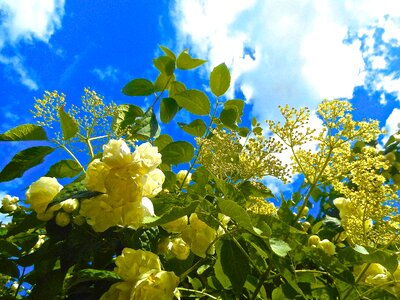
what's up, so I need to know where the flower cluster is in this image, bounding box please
[246,197,277,215]
[308,235,336,255]
[100,248,179,300]
[79,139,164,232]
[1,195,20,213]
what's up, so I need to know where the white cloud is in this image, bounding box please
[0,0,65,89]
[92,66,119,81]
[173,0,400,121]
[383,108,400,143]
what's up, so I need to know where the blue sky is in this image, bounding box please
[1,0,400,204]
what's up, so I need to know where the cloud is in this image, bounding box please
[172,0,400,121]
[92,66,119,81]
[0,0,65,89]
[383,108,400,143]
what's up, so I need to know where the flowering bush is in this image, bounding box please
[1,47,400,299]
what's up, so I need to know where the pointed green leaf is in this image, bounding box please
[122,78,155,96]
[210,63,231,97]
[67,269,122,290]
[168,81,186,97]
[45,159,82,178]
[269,238,291,257]
[160,141,194,165]
[218,199,253,232]
[58,106,79,140]
[178,119,207,137]
[0,124,47,141]
[160,97,180,124]
[133,108,160,140]
[153,56,175,75]
[154,134,173,152]
[143,201,199,227]
[215,239,249,294]
[176,50,207,70]
[154,73,175,92]
[224,99,245,122]
[0,146,54,182]
[159,45,176,60]
[220,108,238,127]
[112,104,144,134]
[173,89,210,116]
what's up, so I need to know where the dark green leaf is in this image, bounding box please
[218,199,253,232]
[67,269,122,289]
[239,181,275,199]
[178,119,207,137]
[173,89,211,116]
[0,240,20,257]
[168,81,186,97]
[153,56,175,75]
[176,50,207,70]
[112,104,144,134]
[122,78,155,96]
[160,141,194,165]
[45,159,82,178]
[215,239,249,294]
[210,63,231,97]
[269,238,291,257]
[162,170,177,189]
[160,98,180,124]
[159,45,176,60]
[0,124,47,141]
[0,146,54,182]
[224,99,245,122]
[238,127,250,137]
[0,257,19,278]
[143,201,199,226]
[28,269,66,300]
[58,106,79,140]
[154,134,173,152]
[220,108,238,127]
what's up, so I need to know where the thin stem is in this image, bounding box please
[55,141,85,172]
[146,76,173,114]
[342,263,371,300]
[179,258,206,281]
[14,266,26,298]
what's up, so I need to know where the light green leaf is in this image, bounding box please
[224,99,245,122]
[153,56,175,75]
[143,201,199,226]
[112,104,144,134]
[133,108,160,140]
[353,244,369,255]
[173,89,211,116]
[154,73,175,92]
[176,50,207,70]
[160,97,180,124]
[168,81,186,97]
[162,170,177,189]
[58,106,79,140]
[0,146,54,182]
[0,124,47,141]
[218,199,253,232]
[220,108,238,127]
[159,45,176,60]
[45,159,82,178]
[269,238,291,257]
[154,134,173,152]
[178,119,207,137]
[122,78,155,96]
[210,63,231,97]
[160,141,194,165]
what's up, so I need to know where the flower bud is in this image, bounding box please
[62,198,79,213]
[308,235,320,247]
[302,221,311,232]
[55,211,71,227]
[169,238,190,260]
[73,215,86,226]
[317,239,336,255]
[298,206,309,217]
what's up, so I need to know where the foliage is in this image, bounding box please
[1,46,400,299]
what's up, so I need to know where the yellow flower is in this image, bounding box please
[104,168,142,205]
[26,177,63,215]
[121,197,154,229]
[131,142,162,174]
[100,282,133,300]
[84,159,110,193]
[62,198,79,213]
[55,211,71,227]
[131,270,179,300]
[114,248,161,282]
[354,263,389,285]
[333,197,357,219]
[1,195,19,212]
[176,170,192,187]
[102,139,133,168]
[308,235,321,247]
[317,239,336,255]
[161,216,188,233]
[181,213,217,258]
[169,238,190,260]
[142,169,165,198]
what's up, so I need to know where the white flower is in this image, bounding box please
[142,169,165,198]
[102,139,133,167]
[131,142,162,174]
[177,170,192,187]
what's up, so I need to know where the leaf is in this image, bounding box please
[218,199,253,232]
[239,181,275,199]
[112,104,144,134]
[210,63,231,97]
[160,141,194,165]
[0,240,20,257]
[58,106,79,140]
[133,108,160,140]
[176,50,207,70]
[220,108,238,127]
[269,238,291,257]
[215,239,249,294]
[143,201,199,227]
[122,78,155,96]
[160,98,180,124]
[168,81,186,97]
[154,73,175,92]
[0,146,54,182]
[159,45,176,60]
[67,269,122,289]
[45,159,82,178]
[162,170,177,190]
[153,56,175,75]
[0,257,19,278]
[28,269,66,300]
[0,124,47,141]
[178,119,207,137]
[173,89,211,116]
[154,134,173,152]
[224,99,245,122]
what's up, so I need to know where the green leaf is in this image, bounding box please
[133,108,160,140]
[269,238,291,257]
[176,50,207,70]
[168,81,186,97]
[0,240,20,257]
[162,170,177,190]
[224,99,245,122]
[28,269,66,300]
[143,201,199,227]
[210,63,231,97]
[160,98,180,124]
[0,124,47,141]
[160,141,194,165]
[159,45,176,60]
[173,89,211,116]
[45,159,82,178]
[155,73,175,92]
[67,269,122,289]
[0,146,54,182]
[220,108,238,127]
[58,106,79,140]
[178,119,207,137]
[215,239,249,294]
[239,181,275,199]
[122,78,155,96]
[154,134,173,152]
[153,56,175,75]
[112,104,144,134]
[0,257,19,278]
[218,199,253,232]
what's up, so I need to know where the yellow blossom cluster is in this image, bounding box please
[196,128,287,181]
[79,139,165,232]
[246,197,277,215]
[1,195,20,213]
[100,248,179,300]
